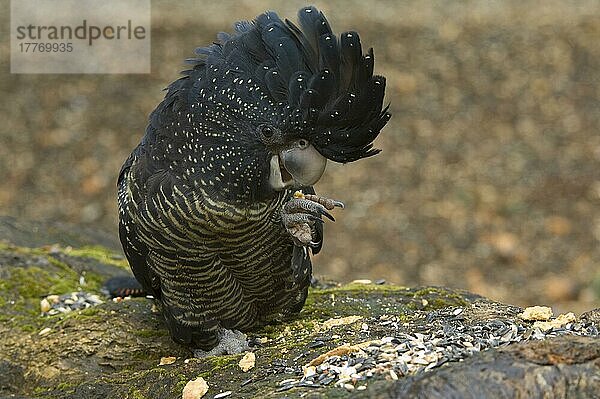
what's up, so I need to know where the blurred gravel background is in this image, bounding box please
[1,0,599,313]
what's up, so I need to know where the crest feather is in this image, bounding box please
[185,5,391,163]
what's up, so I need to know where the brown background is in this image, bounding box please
[1,1,599,314]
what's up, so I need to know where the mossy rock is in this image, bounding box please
[0,220,598,398]
[0,239,469,398]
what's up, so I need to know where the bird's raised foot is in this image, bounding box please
[281,191,344,246]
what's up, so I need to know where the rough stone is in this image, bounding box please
[387,336,600,399]
[0,220,598,398]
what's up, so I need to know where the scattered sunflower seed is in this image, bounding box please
[277,306,599,391]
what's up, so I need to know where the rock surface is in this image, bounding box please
[388,336,600,399]
[0,220,598,398]
[2,1,600,315]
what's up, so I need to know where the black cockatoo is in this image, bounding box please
[117,6,390,352]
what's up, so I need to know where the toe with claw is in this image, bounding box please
[281,191,344,246]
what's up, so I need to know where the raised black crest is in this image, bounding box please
[182,6,391,163]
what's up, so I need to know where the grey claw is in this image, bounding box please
[320,208,335,222]
[333,200,345,209]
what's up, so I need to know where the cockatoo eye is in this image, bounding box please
[259,124,275,139]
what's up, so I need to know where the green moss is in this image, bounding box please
[54,307,102,327]
[33,386,48,395]
[1,249,80,298]
[412,287,469,309]
[53,382,76,394]
[129,388,148,399]
[256,323,282,340]
[79,306,101,316]
[207,353,239,369]
[0,265,80,320]
[1,243,122,292]
[314,283,410,295]
[65,245,130,270]
[412,287,450,296]
[0,311,41,332]
[0,244,117,332]
[18,323,41,333]
[0,242,45,256]
[292,284,468,337]
[302,284,413,321]
[172,373,193,395]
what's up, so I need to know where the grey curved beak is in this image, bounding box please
[280,144,327,186]
[268,142,327,190]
